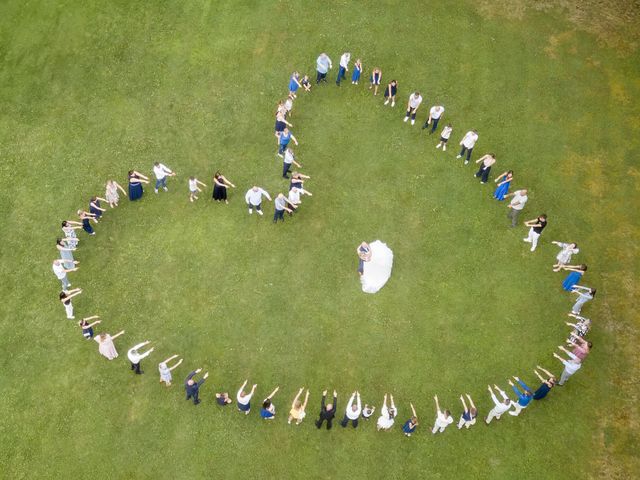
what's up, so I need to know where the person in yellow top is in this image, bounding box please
[288,387,310,425]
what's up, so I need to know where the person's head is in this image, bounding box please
[473,130,478,134]
[503,398,511,406]
[159,362,167,370]
[98,333,107,341]
[325,403,333,411]
[106,179,113,186]
[444,410,451,418]
[252,186,259,192]
[524,388,532,397]
[507,170,514,176]
[283,127,289,134]
[187,378,195,386]
[356,58,361,63]
[292,71,298,76]
[590,288,597,297]
[414,91,420,96]
[391,79,397,85]
[91,196,98,202]
[239,390,246,398]
[539,214,547,221]
[388,408,395,419]
[351,403,358,412]
[579,264,588,272]
[59,291,67,300]
[277,193,284,199]
[411,416,418,424]
[263,399,272,409]
[53,259,62,266]
[303,74,308,80]
[76,209,83,216]
[128,170,134,176]
[214,171,221,178]
[447,123,452,128]
[436,106,443,112]
[293,400,301,409]
[291,171,299,178]
[548,377,556,386]
[154,162,159,167]
[56,238,63,246]
[587,341,593,349]
[189,176,195,181]
[78,319,87,327]
[520,189,528,195]
[488,153,495,158]
[470,407,478,416]
[291,187,298,194]
[62,221,68,228]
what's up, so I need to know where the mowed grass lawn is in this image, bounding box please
[0,1,638,478]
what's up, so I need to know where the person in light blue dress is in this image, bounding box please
[351,59,362,84]
[288,71,301,98]
[561,265,587,291]
[128,170,149,201]
[493,170,514,201]
[56,238,76,269]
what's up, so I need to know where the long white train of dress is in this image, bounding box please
[361,240,393,294]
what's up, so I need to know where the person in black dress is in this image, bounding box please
[212,171,236,204]
[315,389,337,430]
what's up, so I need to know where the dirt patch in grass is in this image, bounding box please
[475,0,640,54]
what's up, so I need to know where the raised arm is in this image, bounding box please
[291,387,304,408]
[466,394,476,410]
[302,390,310,409]
[410,402,417,418]
[536,365,554,377]
[459,395,468,411]
[114,182,127,194]
[533,369,545,382]
[266,386,280,400]
[434,395,441,413]
[111,330,125,339]
[83,320,101,329]
[239,379,248,394]
[169,358,183,371]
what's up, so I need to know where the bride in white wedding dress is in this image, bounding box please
[358,240,393,293]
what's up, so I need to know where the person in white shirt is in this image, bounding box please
[456,130,479,164]
[361,403,376,420]
[552,241,580,271]
[288,186,312,213]
[340,391,362,428]
[403,92,423,125]
[127,340,154,375]
[422,105,445,134]
[505,189,528,227]
[236,379,257,414]
[52,259,78,290]
[570,286,596,314]
[245,186,272,215]
[432,395,454,434]
[554,347,582,385]
[457,394,478,429]
[153,162,176,193]
[435,124,453,151]
[485,384,512,424]
[376,393,397,431]
[474,153,497,184]
[336,52,350,86]
[188,176,207,202]
[59,288,82,319]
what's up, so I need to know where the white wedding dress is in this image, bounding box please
[361,240,393,294]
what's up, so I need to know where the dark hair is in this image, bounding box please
[590,288,597,297]
[587,341,593,348]
[56,238,63,246]
[580,264,588,272]
[263,399,271,409]
[214,171,221,178]
[507,170,514,175]
[540,214,547,219]
[573,243,579,249]
[489,153,495,157]
[59,292,67,300]
[61,221,68,227]
[128,170,134,176]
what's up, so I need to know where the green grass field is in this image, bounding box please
[1,1,638,478]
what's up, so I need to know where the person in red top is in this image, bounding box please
[567,334,592,361]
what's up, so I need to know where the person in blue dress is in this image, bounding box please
[351,59,362,84]
[493,170,514,201]
[560,264,587,291]
[260,387,280,420]
[288,72,302,98]
[77,209,97,235]
[402,403,419,437]
[89,196,107,221]
[128,170,149,201]
[79,316,101,340]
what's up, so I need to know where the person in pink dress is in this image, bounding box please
[95,330,125,360]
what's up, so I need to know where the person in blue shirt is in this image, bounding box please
[508,377,533,416]
[288,72,302,98]
[277,128,298,157]
[185,368,208,405]
[402,403,419,437]
[260,387,280,420]
[79,316,101,340]
[457,394,478,429]
[532,366,556,400]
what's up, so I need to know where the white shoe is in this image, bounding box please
[257,210,263,216]
[464,160,469,165]
[384,99,389,105]
[403,117,409,122]
[523,238,531,242]
[248,209,253,214]
[391,101,395,107]
[436,144,441,149]
[530,246,536,252]
[456,155,462,159]
[154,189,158,193]
[163,187,168,192]
[411,119,415,125]
[443,145,447,151]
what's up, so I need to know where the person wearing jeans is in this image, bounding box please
[505,189,528,227]
[52,259,78,289]
[282,148,302,179]
[340,391,362,428]
[273,193,294,223]
[185,369,208,405]
[315,53,332,83]
[422,105,445,133]
[336,52,350,86]
[570,286,596,314]
[457,130,479,164]
[278,128,298,156]
[554,347,582,385]
[153,162,175,193]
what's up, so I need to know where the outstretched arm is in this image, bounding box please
[459,395,468,411]
[169,358,183,371]
[466,394,476,410]
[266,386,279,400]
[111,330,125,339]
[302,390,310,410]
[291,387,303,408]
[533,370,545,382]
[410,402,417,418]
[434,395,441,413]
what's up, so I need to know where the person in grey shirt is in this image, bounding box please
[316,53,332,84]
[273,193,295,223]
[570,286,596,314]
[504,189,528,227]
